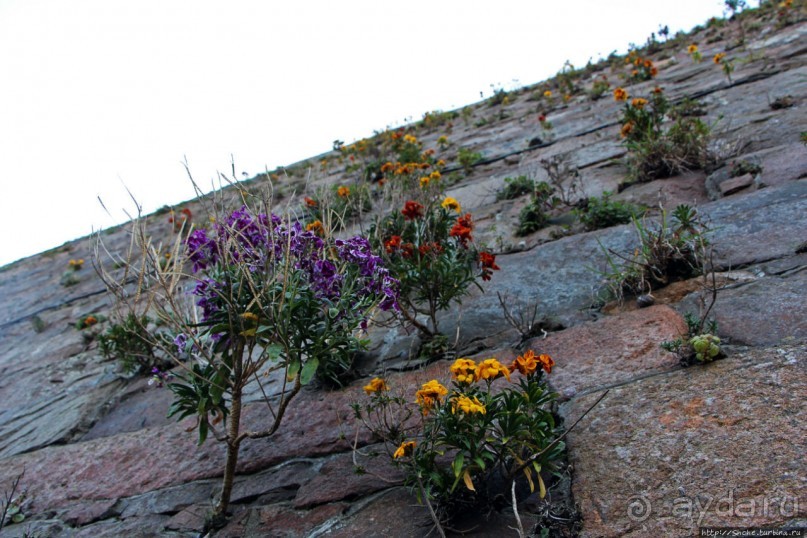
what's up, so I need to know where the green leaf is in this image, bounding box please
[11,512,25,524]
[328,307,339,319]
[452,453,465,478]
[264,343,283,360]
[287,358,301,378]
[198,418,209,445]
[300,357,319,385]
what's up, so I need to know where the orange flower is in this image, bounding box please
[304,196,318,208]
[384,235,402,254]
[510,350,538,375]
[713,52,726,64]
[337,185,350,198]
[688,44,698,54]
[429,170,441,181]
[650,66,658,77]
[631,98,648,109]
[537,353,555,374]
[621,121,635,138]
[475,358,511,382]
[450,358,478,384]
[401,200,424,220]
[450,214,474,247]
[613,87,629,101]
[543,90,553,98]
[415,380,448,414]
[381,162,395,173]
[363,377,388,395]
[419,176,430,188]
[306,220,324,235]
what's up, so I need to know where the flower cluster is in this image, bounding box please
[355,349,561,518]
[625,51,658,81]
[68,258,85,270]
[415,379,449,414]
[449,213,474,247]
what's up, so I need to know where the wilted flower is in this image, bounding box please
[401,201,424,220]
[631,98,648,109]
[479,251,500,281]
[393,440,416,459]
[363,377,389,395]
[621,121,635,138]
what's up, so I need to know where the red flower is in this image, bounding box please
[401,200,424,220]
[385,235,402,254]
[450,214,474,247]
[401,243,415,258]
[538,114,546,122]
[304,196,318,208]
[479,251,500,281]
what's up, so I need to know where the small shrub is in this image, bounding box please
[728,159,762,177]
[662,312,724,366]
[457,147,483,174]
[75,314,100,330]
[576,192,645,231]
[599,205,710,300]
[496,175,534,201]
[588,75,611,100]
[616,87,711,183]
[29,315,46,333]
[516,182,555,236]
[354,351,563,525]
[97,313,171,375]
[370,195,499,340]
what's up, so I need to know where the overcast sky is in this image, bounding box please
[0,0,731,266]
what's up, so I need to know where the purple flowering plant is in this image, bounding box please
[97,198,398,527]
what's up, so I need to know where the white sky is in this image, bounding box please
[0,0,730,267]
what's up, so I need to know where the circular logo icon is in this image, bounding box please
[627,495,651,522]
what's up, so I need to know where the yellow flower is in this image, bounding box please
[403,134,418,144]
[475,358,510,382]
[564,94,572,102]
[363,377,389,395]
[631,98,648,109]
[688,44,698,54]
[450,358,477,384]
[452,395,486,415]
[436,159,446,167]
[543,90,552,98]
[419,176,430,188]
[393,440,416,459]
[68,258,85,269]
[241,312,259,323]
[713,52,726,64]
[430,170,441,181]
[441,197,461,212]
[415,380,448,414]
[337,185,350,198]
[613,87,629,102]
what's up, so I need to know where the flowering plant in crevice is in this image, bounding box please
[353,351,562,524]
[369,193,500,345]
[97,201,398,528]
[615,86,710,183]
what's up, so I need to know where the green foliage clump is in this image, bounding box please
[457,147,483,174]
[496,175,534,201]
[599,205,710,300]
[576,192,644,231]
[98,313,169,375]
[516,182,554,236]
[617,89,711,184]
